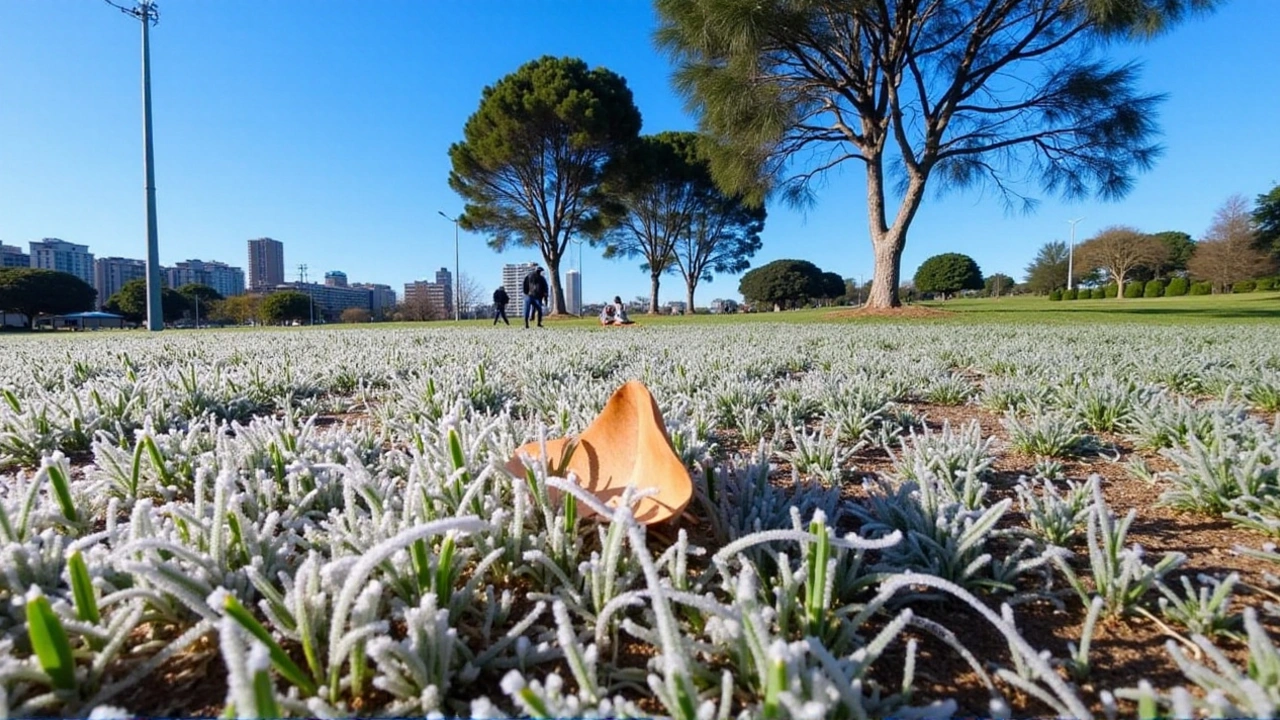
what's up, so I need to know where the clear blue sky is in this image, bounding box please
[2,1,1277,306]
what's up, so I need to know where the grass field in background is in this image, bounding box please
[418,290,1280,328]
[11,290,1275,338]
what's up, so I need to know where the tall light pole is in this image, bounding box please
[107,0,163,331]
[298,264,314,325]
[437,211,460,321]
[1067,217,1085,291]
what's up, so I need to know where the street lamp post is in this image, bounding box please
[1067,217,1084,291]
[107,0,163,331]
[437,211,460,321]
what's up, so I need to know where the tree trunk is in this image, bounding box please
[649,273,661,314]
[864,154,928,309]
[546,256,566,315]
[1115,273,1125,300]
[686,279,697,316]
[867,235,904,308]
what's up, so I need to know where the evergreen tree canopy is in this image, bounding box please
[259,291,313,325]
[0,268,97,327]
[104,279,188,324]
[655,0,1216,307]
[913,253,984,297]
[449,55,642,315]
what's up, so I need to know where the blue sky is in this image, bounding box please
[2,0,1277,307]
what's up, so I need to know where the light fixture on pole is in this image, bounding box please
[106,0,163,331]
[1067,217,1084,291]
[437,211,461,321]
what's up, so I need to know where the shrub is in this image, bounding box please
[1190,282,1212,295]
[1144,279,1165,298]
[1049,289,1063,302]
[1063,288,1078,301]
[1124,281,1144,298]
[1165,277,1189,296]
[1232,280,1256,294]
[1091,288,1106,299]
[1255,277,1276,291]
[1104,283,1119,298]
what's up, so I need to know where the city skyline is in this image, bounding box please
[1,2,1277,306]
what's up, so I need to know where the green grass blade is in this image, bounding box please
[26,593,77,691]
[222,593,318,697]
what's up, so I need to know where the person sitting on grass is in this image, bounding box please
[600,296,633,326]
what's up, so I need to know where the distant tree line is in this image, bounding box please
[1021,190,1280,299]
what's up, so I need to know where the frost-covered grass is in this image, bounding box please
[1,322,1279,718]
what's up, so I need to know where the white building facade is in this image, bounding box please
[30,239,94,285]
[167,259,246,298]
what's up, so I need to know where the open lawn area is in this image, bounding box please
[286,290,1280,331]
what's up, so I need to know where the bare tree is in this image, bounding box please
[457,273,487,319]
[1076,226,1168,299]
[1188,195,1276,293]
[397,295,445,322]
[340,307,371,324]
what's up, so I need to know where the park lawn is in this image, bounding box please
[916,290,1280,324]
[116,289,1280,335]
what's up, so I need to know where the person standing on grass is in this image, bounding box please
[492,286,511,326]
[522,265,548,328]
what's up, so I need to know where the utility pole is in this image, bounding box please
[1067,217,1085,291]
[106,0,163,331]
[437,211,461,321]
[298,264,314,325]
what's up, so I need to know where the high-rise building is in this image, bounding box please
[352,283,396,319]
[434,267,453,315]
[166,259,246,298]
[94,257,146,308]
[1,243,29,268]
[403,279,449,318]
[30,239,94,285]
[324,271,348,288]
[565,269,582,315]
[502,262,540,317]
[247,238,284,291]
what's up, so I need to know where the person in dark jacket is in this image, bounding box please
[492,286,510,325]
[521,266,548,328]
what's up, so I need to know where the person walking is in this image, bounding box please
[522,265,548,328]
[492,286,510,325]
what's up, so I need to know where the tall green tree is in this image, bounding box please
[674,184,765,314]
[738,259,824,310]
[599,132,703,314]
[259,291,312,325]
[913,253,984,299]
[1024,241,1071,295]
[104,279,188,324]
[1148,231,1196,278]
[816,271,846,305]
[984,273,1016,298]
[0,269,97,328]
[449,56,642,315]
[656,0,1214,308]
[1253,183,1280,260]
[177,283,223,324]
